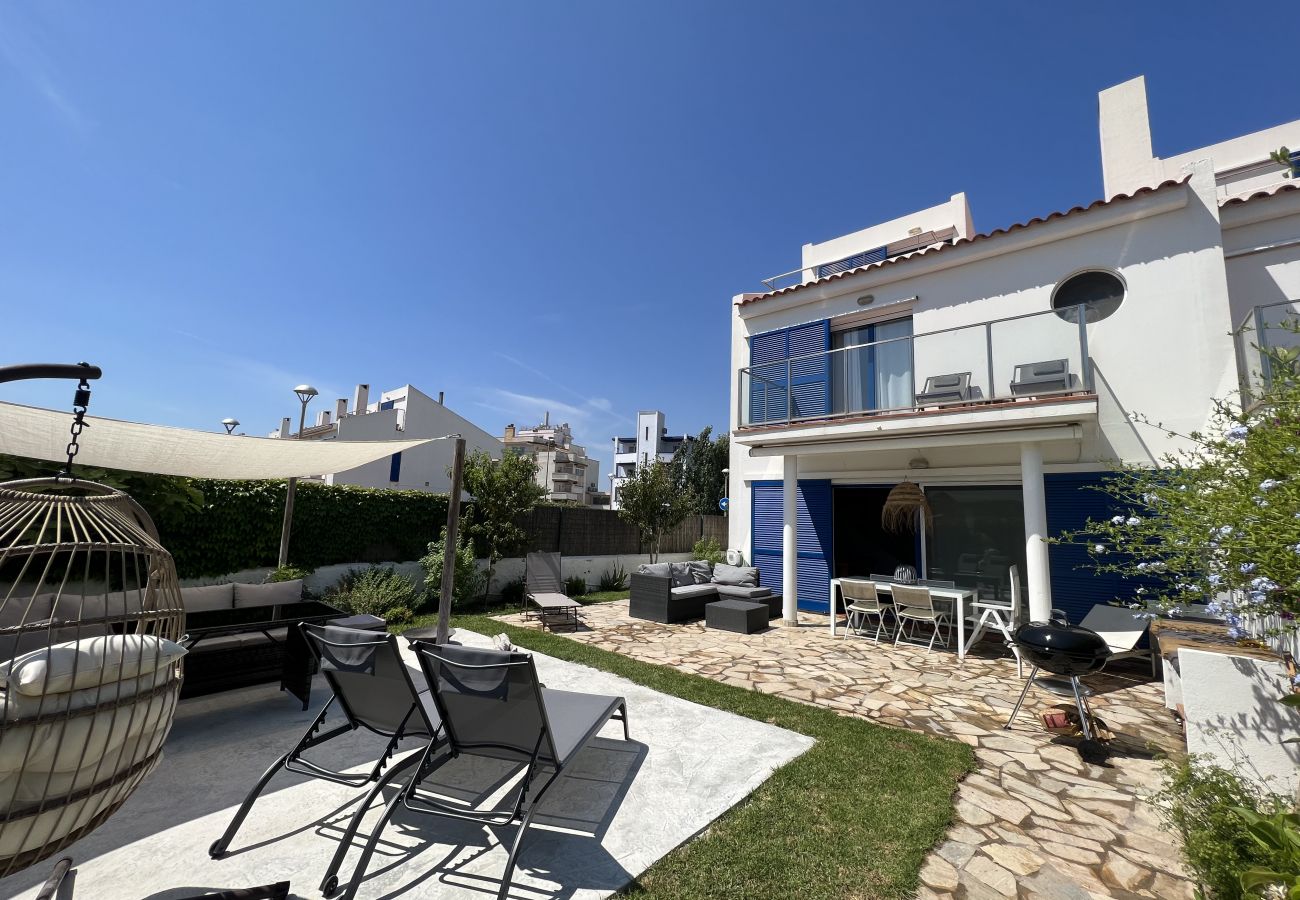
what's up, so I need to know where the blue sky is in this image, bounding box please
[0,2,1293,475]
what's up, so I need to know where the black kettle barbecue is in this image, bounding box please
[1004,619,1113,740]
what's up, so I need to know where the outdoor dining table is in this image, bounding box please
[828,577,975,662]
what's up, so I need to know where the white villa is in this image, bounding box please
[502,415,608,506]
[277,382,500,494]
[610,410,694,509]
[726,75,1300,625]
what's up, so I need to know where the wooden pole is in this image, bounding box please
[436,436,466,644]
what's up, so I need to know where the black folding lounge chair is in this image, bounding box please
[341,642,630,900]
[915,372,971,406]
[525,550,582,631]
[209,624,442,897]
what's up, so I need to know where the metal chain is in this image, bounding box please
[56,364,93,482]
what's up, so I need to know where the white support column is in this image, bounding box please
[782,454,798,624]
[1020,442,1053,622]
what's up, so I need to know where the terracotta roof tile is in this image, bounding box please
[1220,181,1300,207]
[739,177,1192,307]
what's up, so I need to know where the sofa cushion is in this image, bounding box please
[636,562,672,580]
[711,564,759,587]
[180,583,235,614]
[670,584,717,601]
[686,560,713,585]
[669,562,694,588]
[715,584,773,600]
[234,579,303,609]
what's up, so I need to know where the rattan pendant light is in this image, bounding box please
[0,365,186,887]
[881,480,932,533]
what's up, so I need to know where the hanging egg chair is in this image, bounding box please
[0,365,186,883]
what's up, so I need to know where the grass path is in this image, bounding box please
[400,604,973,899]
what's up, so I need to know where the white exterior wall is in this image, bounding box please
[325,385,499,494]
[609,410,689,509]
[1101,75,1300,203]
[727,170,1238,554]
[800,193,974,281]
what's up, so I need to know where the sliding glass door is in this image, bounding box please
[832,318,913,414]
[924,486,1026,602]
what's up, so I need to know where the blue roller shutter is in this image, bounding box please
[751,479,834,612]
[1044,472,1151,626]
[747,320,830,423]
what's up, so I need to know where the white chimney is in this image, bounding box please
[316,410,331,427]
[335,398,348,420]
[278,417,291,439]
[354,383,370,413]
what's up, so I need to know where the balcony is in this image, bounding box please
[1237,300,1300,408]
[738,305,1095,429]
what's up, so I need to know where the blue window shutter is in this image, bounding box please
[750,479,833,612]
[751,481,784,592]
[379,400,396,411]
[787,320,831,419]
[796,480,833,612]
[1044,472,1151,628]
[748,330,789,423]
[816,245,887,278]
[389,452,402,483]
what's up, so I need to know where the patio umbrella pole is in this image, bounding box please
[436,435,465,644]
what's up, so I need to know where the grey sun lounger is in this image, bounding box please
[525,550,582,631]
[915,372,972,405]
[209,624,443,898]
[1010,358,1076,396]
[341,642,631,900]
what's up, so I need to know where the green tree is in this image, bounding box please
[673,425,730,515]
[1270,146,1298,179]
[616,458,691,562]
[1058,321,1300,639]
[460,449,545,600]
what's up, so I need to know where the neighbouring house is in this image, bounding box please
[274,383,500,494]
[609,410,694,510]
[502,414,608,506]
[727,75,1300,624]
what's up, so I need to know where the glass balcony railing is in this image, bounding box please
[738,304,1095,427]
[1237,300,1300,408]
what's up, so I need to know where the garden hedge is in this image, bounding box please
[155,480,451,578]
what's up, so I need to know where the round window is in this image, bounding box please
[1051,270,1125,323]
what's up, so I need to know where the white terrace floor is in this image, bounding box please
[499,600,1194,900]
[0,631,812,900]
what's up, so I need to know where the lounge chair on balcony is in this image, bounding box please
[525,550,582,631]
[341,642,631,900]
[915,372,972,406]
[209,624,443,897]
[1010,358,1076,396]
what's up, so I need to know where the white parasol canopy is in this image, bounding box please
[0,401,432,480]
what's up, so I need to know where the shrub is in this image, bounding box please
[598,561,627,592]
[565,575,587,597]
[419,528,485,607]
[498,576,526,607]
[267,565,312,584]
[692,537,726,565]
[326,566,421,623]
[1155,756,1293,899]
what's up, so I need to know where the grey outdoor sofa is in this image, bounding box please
[629,561,775,623]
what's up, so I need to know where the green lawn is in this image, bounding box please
[396,605,974,900]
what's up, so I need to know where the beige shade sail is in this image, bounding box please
[0,401,434,480]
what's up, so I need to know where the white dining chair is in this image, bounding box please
[963,564,1024,676]
[891,584,950,654]
[841,579,892,642]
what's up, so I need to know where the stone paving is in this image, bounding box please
[498,600,1194,900]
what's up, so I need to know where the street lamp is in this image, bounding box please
[278,384,318,568]
[221,417,240,435]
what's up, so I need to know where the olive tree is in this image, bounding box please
[459,449,546,601]
[616,458,691,563]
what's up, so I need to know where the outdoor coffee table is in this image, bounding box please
[182,600,346,707]
[705,599,768,634]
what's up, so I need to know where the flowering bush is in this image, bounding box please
[1060,321,1300,639]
